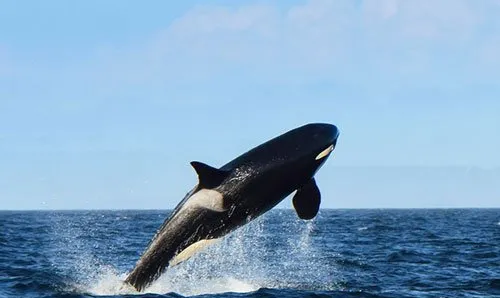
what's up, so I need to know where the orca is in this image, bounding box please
[125,123,339,291]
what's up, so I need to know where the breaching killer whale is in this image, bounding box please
[125,123,339,291]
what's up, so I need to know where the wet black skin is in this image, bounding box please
[125,123,339,291]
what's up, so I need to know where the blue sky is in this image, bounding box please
[1,0,499,209]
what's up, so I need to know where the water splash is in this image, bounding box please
[143,215,268,296]
[47,210,337,296]
[81,266,132,296]
[46,212,128,295]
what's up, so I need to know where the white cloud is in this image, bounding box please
[138,1,497,79]
[362,0,399,20]
[397,0,480,39]
[169,4,277,35]
[9,0,500,89]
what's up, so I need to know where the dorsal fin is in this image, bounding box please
[190,161,229,189]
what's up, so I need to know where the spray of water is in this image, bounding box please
[48,210,337,296]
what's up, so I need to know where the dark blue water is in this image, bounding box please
[1,209,499,298]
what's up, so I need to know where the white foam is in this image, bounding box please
[82,268,258,296]
[85,269,134,296]
[146,276,258,296]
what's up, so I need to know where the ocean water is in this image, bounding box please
[1,209,499,298]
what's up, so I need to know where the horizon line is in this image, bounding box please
[1,207,499,212]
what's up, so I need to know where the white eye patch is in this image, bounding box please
[315,144,334,160]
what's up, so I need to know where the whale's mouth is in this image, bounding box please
[315,144,334,160]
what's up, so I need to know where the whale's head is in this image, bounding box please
[300,123,339,173]
[263,123,339,177]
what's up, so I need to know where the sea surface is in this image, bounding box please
[1,209,499,298]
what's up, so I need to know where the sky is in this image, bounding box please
[1,0,499,210]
